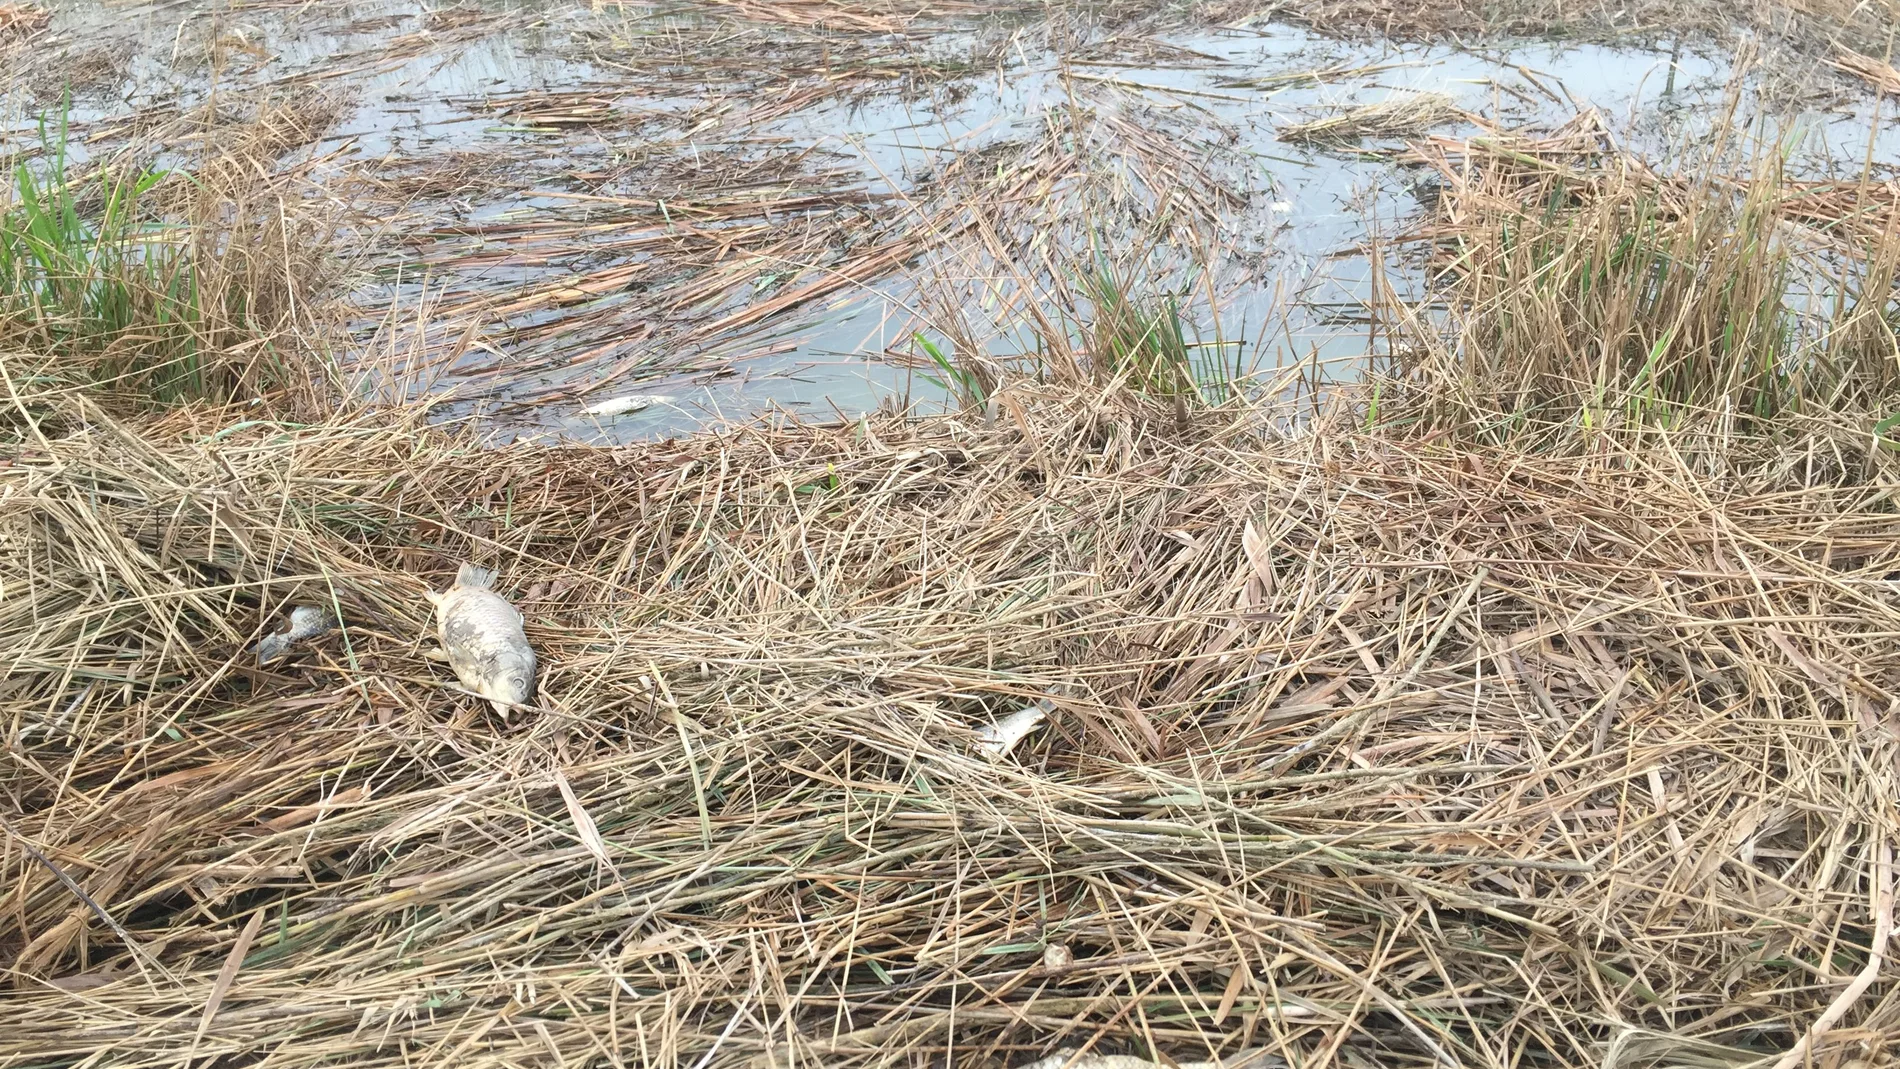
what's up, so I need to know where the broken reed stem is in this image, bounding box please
[1769,839,1895,1069]
[0,814,173,990]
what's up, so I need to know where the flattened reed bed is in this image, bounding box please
[6,383,1900,1067]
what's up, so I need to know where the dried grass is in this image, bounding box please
[1279,93,1463,145]
[10,4,1900,1063]
[1390,111,1900,440]
[1830,51,1900,95]
[1257,0,1900,56]
[0,99,347,418]
[0,1,46,39]
[5,373,1900,1066]
[904,89,1255,404]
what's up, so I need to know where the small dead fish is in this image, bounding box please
[583,394,668,417]
[256,605,336,664]
[974,698,1052,757]
[425,563,536,718]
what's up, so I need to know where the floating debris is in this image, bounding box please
[1831,51,1900,95]
[1281,91,1462,144]
[582,394,669,417]
[255,605,336,664]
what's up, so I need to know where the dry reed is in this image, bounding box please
[1830,51,1900,95]
[1261,0,1900,57]
[1391,113,1900,439]
[0,2,45,39]
[0,98,345,418]
[1279,93,1463,145]
[902,87,1253,403]
[6,371,1900,1066]
[10,4,1900,1065]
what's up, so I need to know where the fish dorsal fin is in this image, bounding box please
[456,562,496,590]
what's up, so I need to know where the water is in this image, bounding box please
[9,0,1897,440]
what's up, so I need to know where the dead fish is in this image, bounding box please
[256,605,336,664]
[424,563,536,718]
[583,394,669,417]
[974,698,1052,757]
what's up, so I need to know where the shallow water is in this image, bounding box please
[11,0,1897,440]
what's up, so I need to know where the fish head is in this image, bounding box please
[481,646,537,707]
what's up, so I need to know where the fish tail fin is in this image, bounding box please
[456,562,496,590]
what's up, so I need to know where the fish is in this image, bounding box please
[973,698,1052,757]
[582,394,669,417]
[424,563,536,718]
[256,605,336,664]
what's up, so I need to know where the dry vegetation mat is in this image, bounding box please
[1279,93,1463,145]
[7,380,1900,1066]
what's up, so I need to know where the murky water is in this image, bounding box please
[8,0,1896,439]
